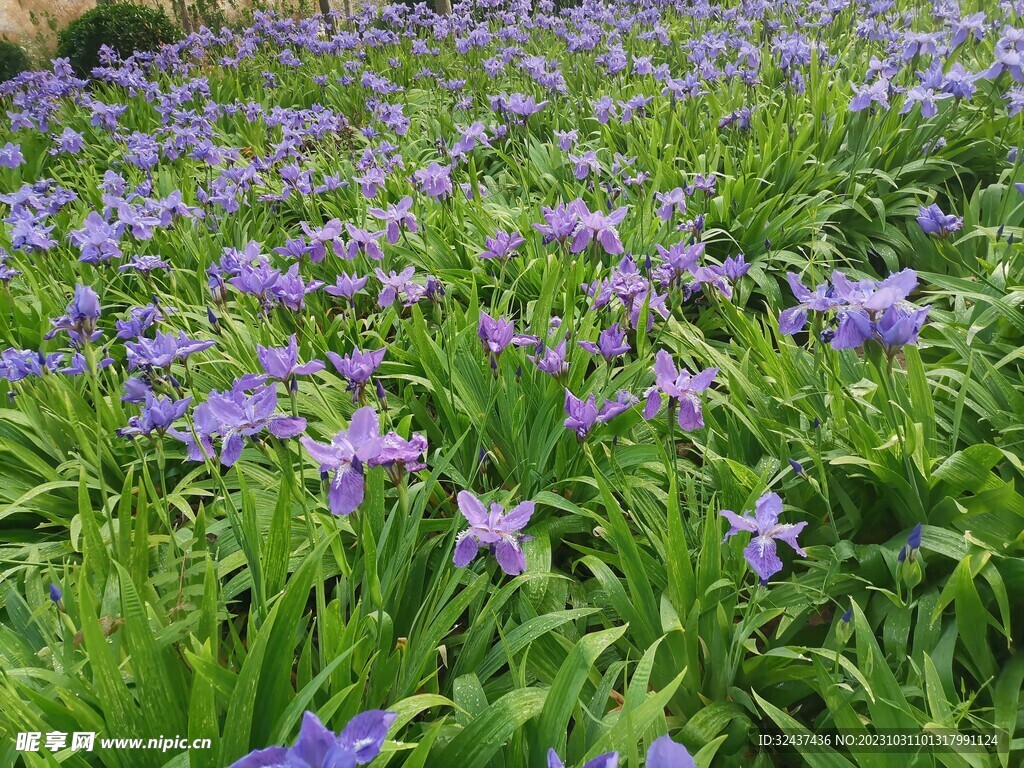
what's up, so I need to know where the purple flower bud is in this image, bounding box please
[45,284,102,345]
[898,523,923,563]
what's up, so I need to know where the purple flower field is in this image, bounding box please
[0,0,1023,766]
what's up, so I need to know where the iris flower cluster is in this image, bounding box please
[780,268,930,355]
[301,406,427,516]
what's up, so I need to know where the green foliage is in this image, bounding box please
[0,41,30,84]
[55,3,181,78]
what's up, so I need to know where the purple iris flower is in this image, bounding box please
[9,208,57,252]
[592,96,616,123]
[112,201,161,240]
[115,303,166,340]
[528,339,568,377]
[1007,90,1024,117]
[478,312,514,357]
[275,237,312,261]
[229,259,281,304]
[45,284,102,345]
[412,162,453,200]
[300,406,383,516]
[578,323,630,361]
[950,12,986,48]
[0,349,63,381]
[564,391,599,438]
[778,273,839,335]
[691,264,735,298]
[479,230,526,260]
[0,142,24,169]
[655,188,687,222]
[258,335,325,383]
[60,351,113,376]
[900,86,951,118]
[118,393,191,438]
[568,151,600,180]
[853,270,918,314]
[453,490,534,576]
[506,93,549,119]
[0,261,20,283]
[916,204,963,238]
[325,273,369,300]
[564,389,636,438]
[599,390,639,422]
[643,350,717,430]
[984,36,1024,82]
[119,255,170,274]
[354,167,386,198]
[327,347,385,401]
[0,247,20,284]
[721,491,807,584]
[374,266,416,307]
[721,255,750,282]
[368,196,418,244]
[449,122,486,161]
[718,106,752,130]
[369,431,428,479]
[553,129,578,151]
[653,241,703,285]
[534,202,581,245]
[68,212,123,264]
[345,224,386,261]
[152,190,201,227]
[942,63,981,100]
[175,383,306,466]
[828,268,922,351]
[126,331,215,370]
[570,203,628,255]
[548,749,617,768]
[299,219,345,262]
[872,304,932,353]
[606,258,648,305]
[122,375,152,403]
[646,735,696,767]
[227,710,396,768]
[849,78,891,112]
[270,265,324,311]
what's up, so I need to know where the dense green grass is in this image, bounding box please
[0,1,1023,766]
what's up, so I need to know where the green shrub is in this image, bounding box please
[56,3,181,78]
[0,40,31,84]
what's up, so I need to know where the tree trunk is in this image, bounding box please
[319,0,334,33]
[435,0,452,14]
[172,0,193,34]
